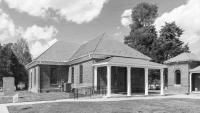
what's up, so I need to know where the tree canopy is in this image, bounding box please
[0,38,32,89]
[124,2,190,86]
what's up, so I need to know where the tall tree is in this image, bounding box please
[124,2,158,57]
[0,43,13,77]
[130,2,158,28]
[12,38,32,89]
[124,2,190,87]
[12,38,32,66]
[151,22,190,63]
[0,39,32,89]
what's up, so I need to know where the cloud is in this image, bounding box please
[114,32,122,36]
[121,9,132,27]
[22,25,58,42]
[154,0,200,44]
[30,38,57,58]
[0,9,16,41]
[4,0,109,24]
[21,25,58,58]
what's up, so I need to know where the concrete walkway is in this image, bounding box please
[1,94,200,113]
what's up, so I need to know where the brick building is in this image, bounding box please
[164,53,200,94]
[26,34,166,97]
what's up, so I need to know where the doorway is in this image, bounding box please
[115,67,127,92]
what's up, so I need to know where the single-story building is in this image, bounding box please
[164,52,200,94]
[26,33,167,97]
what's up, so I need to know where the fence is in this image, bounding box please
[70,86,118,100]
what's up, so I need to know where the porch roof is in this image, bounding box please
[93,57,167,69]
[190,65,200,73]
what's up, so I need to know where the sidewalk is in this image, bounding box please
[1,94,200,113]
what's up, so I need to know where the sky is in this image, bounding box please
[0,0,200,58]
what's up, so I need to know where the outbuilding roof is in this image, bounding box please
[164,53,200,64]
[190,65,200,72]
[94,57,167,69]
[70,33,151,61]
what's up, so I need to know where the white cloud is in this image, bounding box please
[22,25,58,42]
[30,38,57,58]
[0,9,16,41]
[121,9,132,27]
[4,0,109,24]
[154,0,200,44]
[21,25,58,58]
[114,32,122,36]
[117,26,120,29]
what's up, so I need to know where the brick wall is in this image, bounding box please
[167,63,189,94]
[68,60,94,88]
[40,65,68,90]
[28,66,40,93]
[29,65,68,93]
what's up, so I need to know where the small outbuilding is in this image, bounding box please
[164,52,200,94]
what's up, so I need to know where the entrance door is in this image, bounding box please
[192,74,200,91]
[117,67,127,92]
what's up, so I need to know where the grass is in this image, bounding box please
[7,98,200,113]
[0,91,71,104]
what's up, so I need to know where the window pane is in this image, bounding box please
[80,65,83,83]
[175,70,181,84]
[71,67,74,83]
[34,68,36,85]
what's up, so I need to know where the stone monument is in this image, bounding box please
[3,77,15,96]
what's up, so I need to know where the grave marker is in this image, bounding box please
[3,77,15,96]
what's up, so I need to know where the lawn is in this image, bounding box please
[7,98,200,113]
[0,91,71,104]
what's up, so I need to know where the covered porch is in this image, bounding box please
[93,57,167,97]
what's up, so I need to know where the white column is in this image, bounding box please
[107,65,111,97]
[94,66,98,90]
[145,68,149,95]
[160,69,164,95]
[189,72,192,93]
[127,66,131,96]
[37,66,40,93]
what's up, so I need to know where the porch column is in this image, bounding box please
[37,66,40,93]
[160,69,164,95]
[94,66,98,90]
[145,68,148,95]
[107,65,111,97]
[189,72,192,93]
[127,66,131,96]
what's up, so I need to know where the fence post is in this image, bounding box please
[74,89,75,100]
[77,90,78,100]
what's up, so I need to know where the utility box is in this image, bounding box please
[64,83,71,92]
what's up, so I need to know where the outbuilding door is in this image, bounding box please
[192,73,200,91]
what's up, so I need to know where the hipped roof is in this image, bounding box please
[164,53,200,64]
[70,33,151,61]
